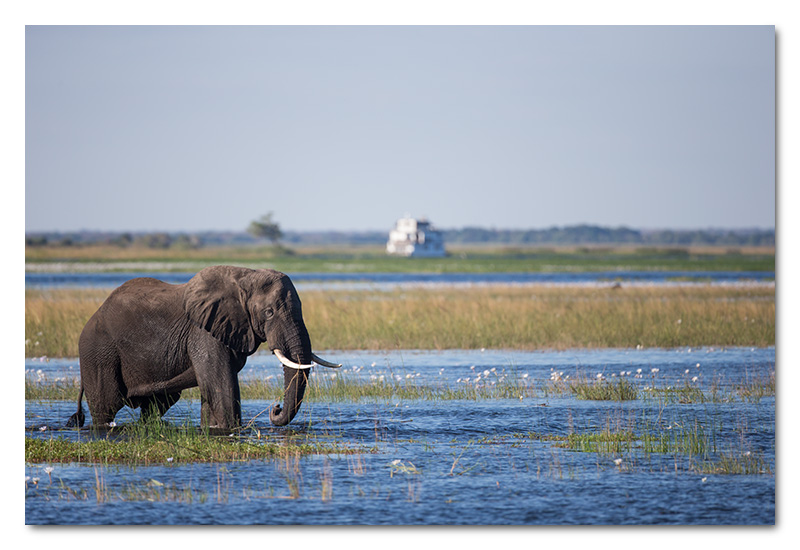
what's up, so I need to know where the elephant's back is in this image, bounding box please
[93,276,185,329]
[115,276,176,292]
[105,277,180,305]
[79,276,194,388]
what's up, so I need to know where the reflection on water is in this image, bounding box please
[25,348,775,525]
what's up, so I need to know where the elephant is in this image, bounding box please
[65,265,340,429]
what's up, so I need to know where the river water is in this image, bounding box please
[25,270,775,291]
[25,348,775,525]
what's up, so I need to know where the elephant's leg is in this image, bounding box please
[87,391,125,427]
[199,373,241,429]
[191,345,243,429]
[79,335,125,427]
[140,391,181,423]
[199,387,241,428]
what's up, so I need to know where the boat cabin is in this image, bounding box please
[386,217,446,257]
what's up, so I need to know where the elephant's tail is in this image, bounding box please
[66,386,86,428]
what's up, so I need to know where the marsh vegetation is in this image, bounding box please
[26,285,774,357]
[25,242,775,274]
[25,348,775,524]
[24,249,775,524]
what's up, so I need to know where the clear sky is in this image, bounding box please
[25,25,775,233]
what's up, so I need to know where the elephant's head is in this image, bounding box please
[183,266,340,426]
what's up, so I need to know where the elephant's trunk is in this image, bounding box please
[269,365,310,426]
[269,331,312,426]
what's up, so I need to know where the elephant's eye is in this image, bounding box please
[265,308,275,320]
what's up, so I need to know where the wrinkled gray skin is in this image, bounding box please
[67,266,315,428]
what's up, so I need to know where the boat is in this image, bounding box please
[386,216,446,257]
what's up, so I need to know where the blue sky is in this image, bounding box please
[25,25,775,233]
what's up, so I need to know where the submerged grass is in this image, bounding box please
[26,285,775,357]
[26,382,772,477]
[559,426,714,462]
[698,451,773,475]
[27,367,776,404]
[519,415,772,476]
[25,374,81,401]
[549,411,772,475]
[644,384,711,404]
[736,370,775,402]
[26,373,535,403]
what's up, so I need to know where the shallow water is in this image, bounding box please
[25,348,775,525]
[25,270,775,291]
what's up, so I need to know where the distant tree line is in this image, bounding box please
[25,231,204,249]
[440,225,775,247]
[26,225,774,249]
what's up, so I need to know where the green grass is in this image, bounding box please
[643,383,720,404]
[546,414,715,456]
[640,420,714,456]
[519,414,772,476]
[697,451,773,475]
[24,436,346,464]
[564,376,639,401]
[25,243,775,273]
[25,418,363,465]
[561,425,712,458]
[563,430,639,453]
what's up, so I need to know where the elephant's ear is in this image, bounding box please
[183,266,260,354]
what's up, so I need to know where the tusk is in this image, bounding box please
[273,349,313,370]
[312,354,342,369]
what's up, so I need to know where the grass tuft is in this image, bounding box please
[698,450,772,475]
[25,417,362,464]
[566,377,639,401]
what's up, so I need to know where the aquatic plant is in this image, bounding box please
[562,430,638,453]
[697,450,772,475]
[562,375,639,401]
[389,459,421,477]
[26,362,775,407]
[117,478,209,503]
[25,417,363,465]
[643,383,716,404]
[25,371,81,400]
[735,370,775,402]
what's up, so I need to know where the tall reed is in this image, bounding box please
[26,285,775,357]
[26,289,108,357]
[301,286,774,350]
